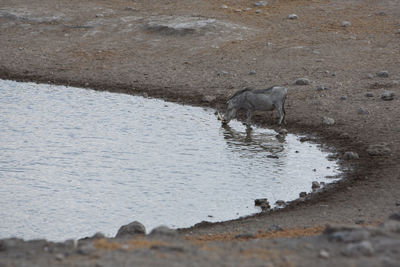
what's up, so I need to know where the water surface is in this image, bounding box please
[0,80,339,241]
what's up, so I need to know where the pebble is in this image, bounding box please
[316,85,328,91]
[55,253,65,261]
[381,90,395,101]
[255,198,269,206]
[149,226,177,237]
[340,96,347,100]
[115,221,146,238]
[254,1,268,7]
[344,241,374,257]
[366,73,374,79]
[376,71,389,78]
[322,117,335,126]
[295,78,310,85]
[275,200,286,206]
[357,107,369,115]
[312,181,320,189]
[365,92,374,97]
[221,4,228,9]
[201,95,216,103]
[249,69,256,75]
[255,9,262,14]
[341,21,351,27]
[319,249,330,258]
[343,151,359,160]
[299,192,307,198]
[278,128,288,135]
[367,143,391,156]
[288,14,298,20]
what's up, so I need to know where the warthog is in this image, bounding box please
[218,86,288,126]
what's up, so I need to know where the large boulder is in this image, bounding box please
[115,221,146,238]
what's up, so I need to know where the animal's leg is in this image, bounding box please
[277,105,285,125]
[246,109,253,128]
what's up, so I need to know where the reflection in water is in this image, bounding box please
[0,79,340,241]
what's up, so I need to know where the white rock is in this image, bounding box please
[341,21,351,27]
[288,14,298,20]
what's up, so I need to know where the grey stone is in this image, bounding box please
[299,192,307,198]
[367,143,391,156]
[344,241,374,257]
[316,85,328,91]
[341,21,351,27]
[201,95,216,103]
[275,200,286,206]
[288,14,298,20]
[376,71,389,78]
[91,232,105,239]
[268,224,284,231]
[149,226,177,237]
[357,107,369,115]
[249,69,256,75]
[381,220,400,233]
[343,152,359,160]
[340,96,347,100]
[77,243,95,255]
[312,181,320,189]
[254,1,268,7]
[319,249,330,258]
[365,92,374,97]
[381,90,395,101]
[0,238,23,251]
[367,73,374,79]
[389,213,400,221]
[255,9,262,14]
[295,78,310,85]
[116,221,146,238]
[322,117,335,126]
[55,253,65,261]
[221,4,228,9]
[278,128,288,135]
[255,198,269,206]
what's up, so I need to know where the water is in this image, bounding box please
[0,80,339,241]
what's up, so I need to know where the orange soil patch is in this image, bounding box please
[95,238,168,251]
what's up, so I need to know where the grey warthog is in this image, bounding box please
[218,86,288,126]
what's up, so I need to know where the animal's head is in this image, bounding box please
[222,98,238,124]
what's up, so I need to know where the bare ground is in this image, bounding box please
[0,0,400,266]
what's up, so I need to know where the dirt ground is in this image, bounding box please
[1,0,400,266]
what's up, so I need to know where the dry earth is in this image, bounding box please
[1,0,400,266]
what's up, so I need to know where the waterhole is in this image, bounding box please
[0,80,340,241]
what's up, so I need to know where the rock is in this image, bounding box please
[116,221,146,238]
[376,71,389,78]
[275,200,286,206]
[77,243,96,255]
[367,143,391,156]
[254,1,268,7]
[55,253,65,261]
[357,107,369,115]
[235,233,255,239]
[299,192,307,198]
[249,69,256,75]
[278,128,288,135]
[312,181,320,189]
[295,78,310,85]
[267,155,279,159]
[0,238,23,251]
[316,85,328,91]
[341,21,351,27]
[340,96,347,100]
[396,201,400,207]
[288,14,298,20]
[322,117,335,126]
[325,225,371,243]
[367,73,374,79]
[221,4,228,9]
[149,226,177,237]
[201,95,216,103]
[255,198,269,206]
[91,232,105,239]
[365,92,374,97]
[255,9,262,14]
[319,249,330,258]
[299,137,311,142]
[343,151,359,160]
[344,241,374,257]
[268,224,284,231]
[381,220,400,233]
[381,90,395,101]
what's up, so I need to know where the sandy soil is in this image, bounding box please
[1,0,400,265]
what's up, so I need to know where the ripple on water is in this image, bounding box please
[0,79,340,241]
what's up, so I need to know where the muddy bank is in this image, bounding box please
[1,0,400,265]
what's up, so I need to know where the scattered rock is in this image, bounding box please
[299,137,311,142]
[278,128,288,135]
[388,213,400,222]
[341,21,351,27]
[275,200,286,207]
[316,85,328,91]
[367,143,391,156]
[365,92,374,97]
[116,221,146,238]
[322,117,335,126]
[288,14,298,20]
[343,151,359,160]
[255,198,270,211]
[381,90,395,101]
[201,95,216,103]
[267,155,279,159]
[254,1,268,7]
[312,181,320,189]
[319,249,330,259]
[249,69,256,75]
[149,226,177,237]
[55,253,65,261]
[381,220,400,233]
[340,96,348,100]
[366,73,374,79]
[376,71,389,78]
[221,4,228,9]
[344,241,374,257]
[0,238,23,251]
[299,192,307,198]
[77,243,96,255]
[255,9,262,13]
[295,78,310,85]
[357,107,369,115]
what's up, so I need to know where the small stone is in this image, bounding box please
[91,232,105,239]
[376,71,389,78]
[201,95,216,103]
[245,8,252,11]
[95,14,104,18]
[396,201,400,206]
[312,181,320,189]
[341,21,351,27]
[367,143,391,156]
[322,117,335,126]
[366,73,374,79]
[340,96,347,100]
[357,107,369,115]
[381,90,395,101]
[343,152,359,160]
[234,9,242,12]
[267,155,279,159]
[319,249,330,258]
[381,220,400,233]
[295,78,310,85]
[365,92,374,97]
[278,128,288,135]
[221,4,228,9]
[116,221,146,238]
[55,253,65,261]
[255,198,269,206]
[299,192,307,198]
[149,226,177,237]
[77,243,95,255]
[255,9,262,14]
[288,14,298,20]
[388,213,400,221]
[275,200,286,206]
[344,241,374,257]
[254,1,268,7]
[249,69,256,75]
[316,85,328,91]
